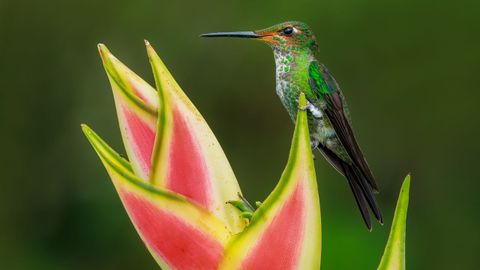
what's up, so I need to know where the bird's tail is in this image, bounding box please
[342,163,383,230]
[316,145,382,230]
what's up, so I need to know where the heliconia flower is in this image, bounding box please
[96,43,244,233]
[83,42,322,269]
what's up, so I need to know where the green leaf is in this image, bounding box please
[377,175,411,270]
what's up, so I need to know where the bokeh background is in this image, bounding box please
[1,0,479,269]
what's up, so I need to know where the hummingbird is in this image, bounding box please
[201,21,382,230]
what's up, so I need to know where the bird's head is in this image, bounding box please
[201,21,318,53]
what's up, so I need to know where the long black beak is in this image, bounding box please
[200,31,260,38]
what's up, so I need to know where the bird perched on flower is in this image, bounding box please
[202,21,382,230]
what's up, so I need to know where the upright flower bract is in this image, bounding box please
[218,92,321,270]
[83,42,322,269]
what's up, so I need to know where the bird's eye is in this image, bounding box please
[282,27,294,35]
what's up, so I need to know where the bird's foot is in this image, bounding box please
[298,102,323,119]
[298,105,308,111]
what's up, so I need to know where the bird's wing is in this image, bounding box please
[308,60,379,192]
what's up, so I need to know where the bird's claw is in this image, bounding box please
[298,105,308,111]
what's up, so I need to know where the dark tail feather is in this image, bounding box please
[316,145,382,229]
[351,165,383,224]
[344,166,372,230]
[343,163,383,228]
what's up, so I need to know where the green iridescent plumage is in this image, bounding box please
[202,21,382,230]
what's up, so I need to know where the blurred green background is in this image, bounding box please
[1,0,479,269]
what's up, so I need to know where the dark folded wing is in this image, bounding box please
[308,60,379,192]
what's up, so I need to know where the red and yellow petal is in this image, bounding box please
[219,93,322,270]
[98,44,158,180]
[145,42,245,233]
[82,124,230,270]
